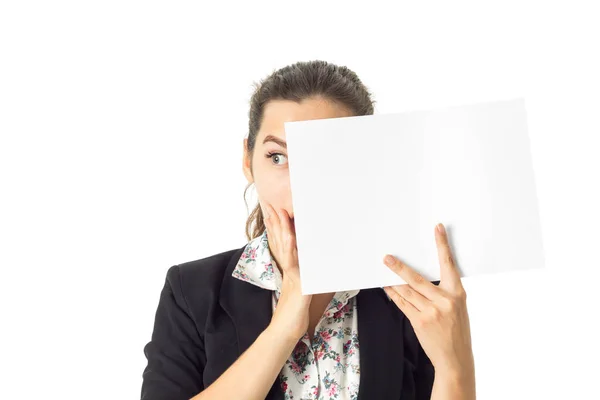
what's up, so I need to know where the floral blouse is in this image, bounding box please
[232,229,361,400]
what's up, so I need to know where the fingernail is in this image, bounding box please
[384,255,394,265]
[437,223,445,235]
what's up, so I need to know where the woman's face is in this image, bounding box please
[243,96,354,223]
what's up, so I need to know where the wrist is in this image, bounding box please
[266,321,304,347]
[435,364,476,389]
[434,353,475,377]
[432,367,476,400]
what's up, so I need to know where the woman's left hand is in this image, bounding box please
[383,223,474,375]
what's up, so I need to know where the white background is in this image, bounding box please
[1,1,598,399]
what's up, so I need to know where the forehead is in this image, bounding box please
[257,97,354,142]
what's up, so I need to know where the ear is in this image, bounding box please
[242,138,254,184]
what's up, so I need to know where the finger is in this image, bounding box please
[289,214,296,233]
[262,202,270,219]
[265,203,283,246]
[263,203,273,238]
[383,286,419,321]
[389,284,431,312]
[279,209,298,265]
[435,223,462,291]
[267,203,281,231]
[271,205,297,271]
[277,208,295,244]
[273,206,290,245]
[278,209,297,254]
[383,255,443,302]
[263,203,280,261]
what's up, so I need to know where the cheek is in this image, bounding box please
[254,169,292,212]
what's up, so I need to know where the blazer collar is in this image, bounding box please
[219,245,406,399]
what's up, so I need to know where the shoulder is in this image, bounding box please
[168,244,247,298]
[155,244,249,340]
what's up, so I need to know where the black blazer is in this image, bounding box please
[141,244,435,400]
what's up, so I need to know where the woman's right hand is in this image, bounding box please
[262,202,312,341]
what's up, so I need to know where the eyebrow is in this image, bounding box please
[262,135,287,149]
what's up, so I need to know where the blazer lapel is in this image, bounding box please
[357,288,405,399]
[218,247,409,399]
[219,246,284,399]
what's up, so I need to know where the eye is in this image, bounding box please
[265,152,288,166]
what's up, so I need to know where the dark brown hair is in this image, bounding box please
[243,60,376,241]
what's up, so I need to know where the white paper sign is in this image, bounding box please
[284,97,545,295]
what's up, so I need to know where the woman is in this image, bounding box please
[141,60,476,400]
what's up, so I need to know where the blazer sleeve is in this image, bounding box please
[402,314,435,400]
[414,335,435,400]
[400,280,439,400]
[141,265,205,400]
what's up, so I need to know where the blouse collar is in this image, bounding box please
[232,229,359,305]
